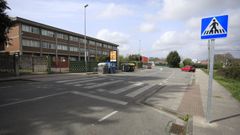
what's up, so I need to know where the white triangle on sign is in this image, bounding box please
[202,17,227,36]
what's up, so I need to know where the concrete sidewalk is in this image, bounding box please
[145,69,240,135]
[194,69,240,135]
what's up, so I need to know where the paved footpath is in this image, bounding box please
[145,69,240,135]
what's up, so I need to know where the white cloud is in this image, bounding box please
[96,29,130,52]
[158,0,240,20]
[98,3,133,19]
[139,23,155,33]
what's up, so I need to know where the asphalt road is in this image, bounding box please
[0,66,193,135]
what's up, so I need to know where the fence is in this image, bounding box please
[19,55,48,73]
[69,61,98,73]
[0,55,15,73]
[0,54,99,76]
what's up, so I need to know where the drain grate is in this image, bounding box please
[170,123,185,135]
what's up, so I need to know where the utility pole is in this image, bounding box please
[84,4,88,72]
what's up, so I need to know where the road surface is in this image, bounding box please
[0,66,193,135]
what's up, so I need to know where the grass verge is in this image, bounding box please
[201,68,240,102]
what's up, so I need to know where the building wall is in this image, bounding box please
[5,18,118,62]
[5,24,20,54]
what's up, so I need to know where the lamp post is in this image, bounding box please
[84,4,88,72]
[139,40,141,68]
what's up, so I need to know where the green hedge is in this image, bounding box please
[217,66,240,80]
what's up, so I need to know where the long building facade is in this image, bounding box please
[3,17,119,65]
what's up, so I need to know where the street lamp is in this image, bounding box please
[84,4,88,72]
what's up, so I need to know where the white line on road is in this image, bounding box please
[65,78,105,85]
[98,111,118,122]
[71,91,128,105]
[0,86,12,89]
[126,84,155,98]
[56,77,98,83]
[110,82,143,94]
[0,91,69,108]
[84,80,123,89]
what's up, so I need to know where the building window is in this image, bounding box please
[22,39,40,48]
[42,42,56,49]
[22,24,40,34]
[107,45,112,49]
[69,46,79,52]
[89,40,95,45]
[97,50,102,55]
[113,46,117,50]
[89,49,96,54]
[102,51,109,55]
[57,44,68,51]
[41,29,54,37]
[96,42,102,47]
[69,57,77,61]
[79,38,85,44]
[103,44,108,48]
[69,36,79,42]
[57,33,68,40]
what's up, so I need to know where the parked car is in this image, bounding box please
[181,65,195,72]
[147,63,152,69]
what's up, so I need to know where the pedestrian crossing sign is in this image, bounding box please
[201,15,228,39]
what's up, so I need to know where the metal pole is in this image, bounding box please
[84,4,88,72]
[139,40,141,68]
[208,40,210,71]
[206,39,215,123]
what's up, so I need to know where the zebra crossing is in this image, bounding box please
[54,76,159,98]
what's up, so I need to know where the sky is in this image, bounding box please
[7,0,240,60]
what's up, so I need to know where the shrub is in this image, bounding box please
[217,66,240,80]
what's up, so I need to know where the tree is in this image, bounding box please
[0,0,12,49]
[128,54,140,61]
[166,51,181,67]
[119,55,128,62]
[183,58,193,66]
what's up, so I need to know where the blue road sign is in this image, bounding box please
[201,15,228,39]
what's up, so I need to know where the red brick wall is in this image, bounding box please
[5,24,20,54]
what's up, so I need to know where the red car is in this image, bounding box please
[181,65,195,72]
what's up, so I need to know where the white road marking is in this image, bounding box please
[74,84,83,86]
[65,78,104,85]
[98,111,118,122]
[0,86,12,89]
[84,80,123,89]
[0,91,69,108]
[56,77,98,83]
[85,83,97,86]
[97,89,106,92]
[126,84,155,98]
[71,91,128,105]
[110,82,143,94]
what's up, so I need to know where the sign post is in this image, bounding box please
[201,15,228,123]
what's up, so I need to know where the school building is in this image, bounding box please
[2,17,119,67]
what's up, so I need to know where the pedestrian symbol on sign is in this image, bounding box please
[202,18,226,36]
[201,15,228,39]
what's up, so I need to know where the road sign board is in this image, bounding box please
[110,51,117,62]
[201,15,228,39]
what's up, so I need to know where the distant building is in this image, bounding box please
[2,17,119,63]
